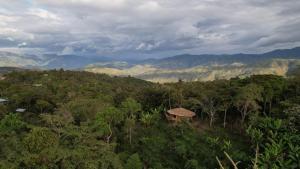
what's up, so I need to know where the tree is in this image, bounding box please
[24,127,59,153]
[284,105,300,131]
[140,112,153,127]
[174,80,184,107]
[184,159,200,169]
[125,153,143,169]
[66,98,104,125]
[121,98,142,118]
[261,83,273,115]
[234,84,262,125]
[247,116,300,168]
[0,113,26,133]
[247,75,286,116]
[200,90,219,127]
[124,117,135,145]
[220,98,232,128]
[121,98,141,144]
[94,106,124,143]
[140,108,161,127]
[138,86,168,110]
[36,99,52,114]
[217,82,233,128]
[0,104,8,118]
[40,110,74,137]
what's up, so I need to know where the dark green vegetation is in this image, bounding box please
[0,70,299,169]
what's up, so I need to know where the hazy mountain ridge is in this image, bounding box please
[1,47,300,82]
[138,47,300,69]
[86,59,298,82]
[0,67,26,75]
[0,52,111,69]
[85,47,300,82]
[0,52,43,67]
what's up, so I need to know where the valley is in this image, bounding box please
[86,59,298,82]
[1,47,300,83]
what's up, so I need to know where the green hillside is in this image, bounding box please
[86,59,300,82]
[0,70,299,169]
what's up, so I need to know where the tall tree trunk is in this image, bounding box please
[180,90,183,107]
[269,101,272,116]
[129,127,132,145]
[201,111,203,120]
[107,124,112,144]
[241,114,245,124]
[223,109,227,128]
[241,110,247,125]
[209,113,213,127]
[168,90,171,109]
[240,104,248,125]
[263,99,267,116]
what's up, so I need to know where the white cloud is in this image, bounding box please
[0,0,300,57]
[27,8,61,21]
[17,42,27,47]
[61,46,74,55]
[137,1,161,11]
[6,37,14,41]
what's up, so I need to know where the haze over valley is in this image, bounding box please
[1,47,300,82]
[85,47,300,82]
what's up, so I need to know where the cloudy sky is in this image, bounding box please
[0,0,300,58]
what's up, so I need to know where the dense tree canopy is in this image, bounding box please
[0,70,299,169]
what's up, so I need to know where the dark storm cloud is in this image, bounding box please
[0,0,299,57]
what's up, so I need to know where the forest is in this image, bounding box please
[0,70,299,169]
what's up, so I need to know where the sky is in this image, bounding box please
[0,0,300,59]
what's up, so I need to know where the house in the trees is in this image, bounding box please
[165,108,196,122]
[16,108,26,113]
[0,98,8,104]
[33,83,43,87]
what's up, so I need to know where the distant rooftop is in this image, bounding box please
[167,108,196,117]
[0,98,8,102]
[16,108,26,112]
[33,84,43,87]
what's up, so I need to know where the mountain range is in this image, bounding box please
[85,47,300,82]
[136,47,300,68]
[0,52,111,69]
[1,47,300,82]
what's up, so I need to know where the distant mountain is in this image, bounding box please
[0,67,26,75]
[0,52,112,69]
[0,51,44,67]
[139,47,300,69]
[263,47,300,57]
[43,54,112,69]
[85,47,300,82]
[1,46,300,82]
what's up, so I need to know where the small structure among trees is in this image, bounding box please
[165,108,196,122]
[16,108,26,113]
[0,98,8,104]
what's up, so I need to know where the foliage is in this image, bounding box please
[125,153,143,169]
[0,71,299,168]
[247,115,300,168]
[24,127,59,153]
[0,113,26,133]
